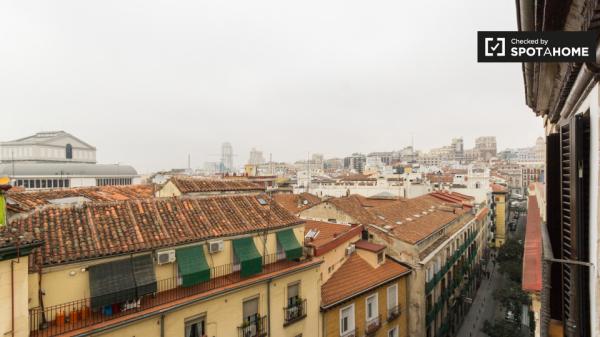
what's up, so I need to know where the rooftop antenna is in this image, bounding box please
[306,152,310,193]
[270,153,273,175]
[11,150,15,185]
[187,153,191,171]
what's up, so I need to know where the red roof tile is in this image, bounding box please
[6,185,155,213]
[321,254,409,307]
[304,220,362,256]
[273,193,321,214]
[354,240,385,252]
[3,194,301,270]
[522,195,542,292]
[169,177,263,194]
[490,183,508,193]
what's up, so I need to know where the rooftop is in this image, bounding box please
[2,194,301,270]
[169,176,263,193]
[490,183,508,193]
[273,192,321,214]
[321,253,409,308]
[354,240,385,253]
[304,220,362,256]
[0,163,137,176]
[5,185,155,214]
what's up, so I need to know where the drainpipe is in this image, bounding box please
[160,314,165,337]
[11,260,15,337]
[267,279,271,337]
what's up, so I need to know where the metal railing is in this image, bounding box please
[283,298,307,325]
[387,304,401,321]
[30,253,302,337]
[238,315,268,337]
[365,314,382,335]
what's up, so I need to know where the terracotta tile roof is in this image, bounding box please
[273,192,321,214]
[354,240,385,252]
[522,195,542,292]
[490,183,508,193]
[366,194,473,244]
[5,185,155,214]
[3,194,301,270]
[352,195,405,208]
[426,173,454,184]
[321,253,409,307]
[429,190,474,206]
[169,177,263,194]
[327,195,385,225]
[304,220,362,256]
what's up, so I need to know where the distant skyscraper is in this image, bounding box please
[221,142,233,172]
[248,148,265,165]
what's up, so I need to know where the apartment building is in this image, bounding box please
[0,192,321,337]
[517,1,600,336]
[321,242,410,337]
[490,184,509,248]
[297,191,488,337]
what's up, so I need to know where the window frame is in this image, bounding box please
[365,293,379,321]
[339,303,355,335]
[387,284,398,310]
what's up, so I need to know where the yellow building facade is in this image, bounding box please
[492,188,508,248]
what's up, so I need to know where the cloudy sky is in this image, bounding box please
[0,1,542,173]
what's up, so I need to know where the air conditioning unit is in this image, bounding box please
[157,250,176,265]
[345,244,356,256]
[208,240,224,254]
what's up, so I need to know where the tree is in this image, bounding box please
[494,280,530,321]
[482,319,524,337]
[499,259,523,283]
[496,239,523,263]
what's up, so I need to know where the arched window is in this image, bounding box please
[65,144,73,159]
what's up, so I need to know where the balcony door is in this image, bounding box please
[185,316,205,337]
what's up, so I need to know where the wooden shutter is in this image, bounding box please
[560,112,590,337]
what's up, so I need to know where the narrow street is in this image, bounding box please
[456,259,502,337]
[456,209,526,337]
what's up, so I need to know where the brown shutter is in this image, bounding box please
[560,113,591,337]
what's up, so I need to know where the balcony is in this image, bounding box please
[238,315,268,337]
[365,314,382,336]
[29,253,310,337]
[283,298,307,326]
[387,305,401,321]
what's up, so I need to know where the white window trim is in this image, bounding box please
[388,325,399,337]
[387,284,398,309]
[365,293,379,321]
[339,303,355,336]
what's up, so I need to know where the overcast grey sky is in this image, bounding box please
[0,1,542,173]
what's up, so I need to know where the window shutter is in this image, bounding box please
[560,113,590,336]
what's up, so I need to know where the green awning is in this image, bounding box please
[176,245,210,287]
[0,195,5,226]
[276,229,302,260]
[232,237,262,277]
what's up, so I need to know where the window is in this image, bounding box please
[377,252,384,264]
[277,241,286,261]
[339,304,354,336]
[365,294,378,321]
[243,297,259,322]
[287,282,300,306]
[65,144,73,159]
[388,326,399,337]
[387,284,398,310]
[184,316,205,337]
